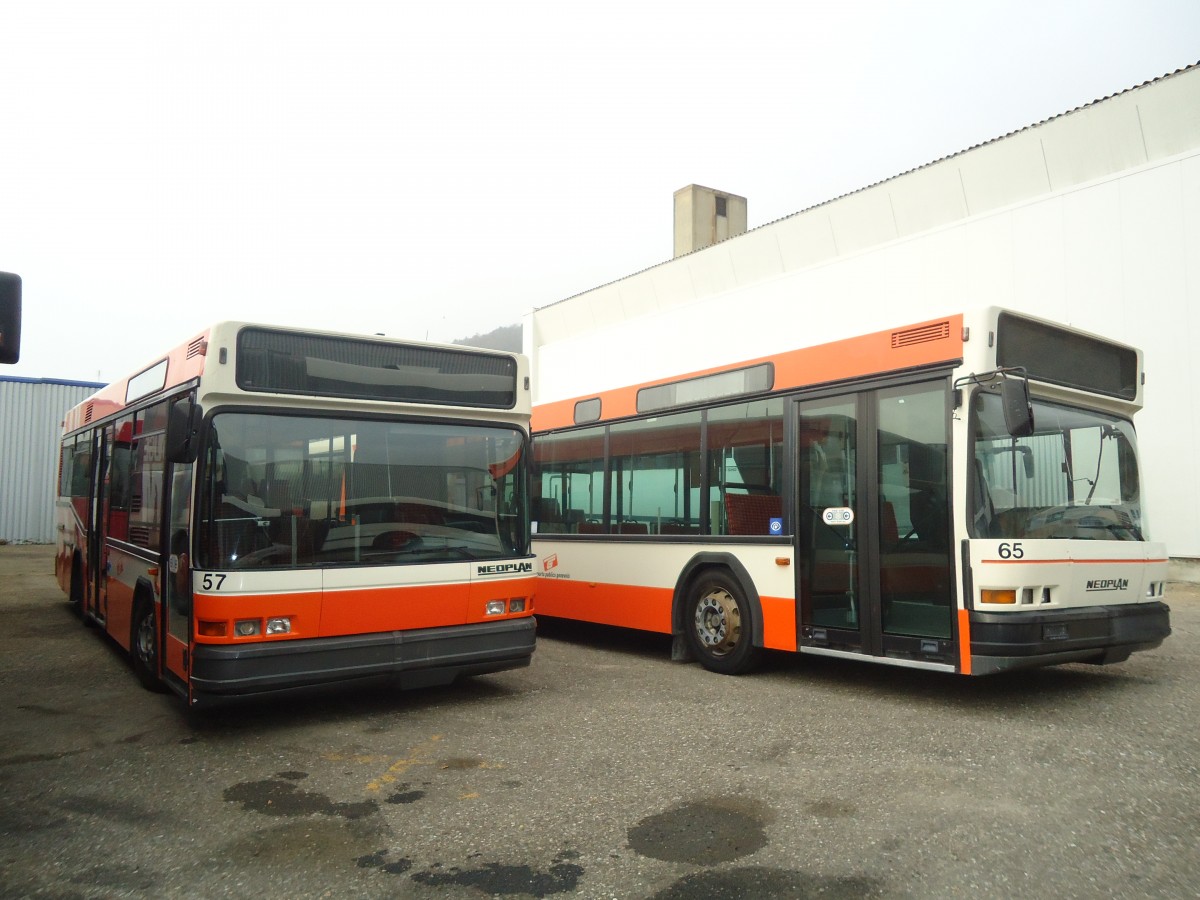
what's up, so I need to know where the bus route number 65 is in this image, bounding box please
[997,542,1025,560]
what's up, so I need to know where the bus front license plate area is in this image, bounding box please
[1042,623,1069,642]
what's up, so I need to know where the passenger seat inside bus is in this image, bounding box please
[724,493,782,536]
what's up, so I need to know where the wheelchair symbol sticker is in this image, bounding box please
[769,517,783,535]
[822,507,855,526]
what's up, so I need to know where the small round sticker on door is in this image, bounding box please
[823,507,855,526]
[769,517,783,535]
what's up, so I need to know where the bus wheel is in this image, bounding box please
[685,571,762,675]
[131,597,167,693]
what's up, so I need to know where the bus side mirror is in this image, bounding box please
[1001,379,1034,438]
[0,272,21,365]
[166,400,203,464]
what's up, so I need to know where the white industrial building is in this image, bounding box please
[526,63,1200,568]
[0,376,104,543]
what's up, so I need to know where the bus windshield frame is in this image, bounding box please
[970,390,1144,541]
[197,410,529,570]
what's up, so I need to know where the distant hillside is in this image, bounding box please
[453,323,521,353]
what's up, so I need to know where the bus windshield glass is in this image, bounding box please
[971,393,1143,541]
[198,412,528,569]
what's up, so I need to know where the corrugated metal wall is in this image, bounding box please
[0,377,104,543]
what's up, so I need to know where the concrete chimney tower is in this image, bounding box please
[673,184,747,258]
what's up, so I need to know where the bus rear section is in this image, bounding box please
[56,323,536,707]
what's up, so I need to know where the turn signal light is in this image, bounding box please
[197,620,227,637]
[981,589,1017,605]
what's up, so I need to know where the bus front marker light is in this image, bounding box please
[235,619,260,637]
[981,589,1017,605]
[508,598,526,613]
[198,620,227,637]
[265,617,292,635]
[486,600,506,616]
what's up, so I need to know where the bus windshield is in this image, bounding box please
[971,393,1143,541]
[198,412,528,569]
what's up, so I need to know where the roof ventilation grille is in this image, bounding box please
[892,321,950,348]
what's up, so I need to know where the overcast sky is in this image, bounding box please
[2,1,1198,383]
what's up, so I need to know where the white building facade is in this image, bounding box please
[526,64,1200,564]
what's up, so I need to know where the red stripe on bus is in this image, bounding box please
[980,558,1169,565]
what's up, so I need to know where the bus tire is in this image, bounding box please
[131,595,167,693]
[684,570,763,675]
[68,559,83,614]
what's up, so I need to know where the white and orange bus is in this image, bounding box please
[55,323,535,707]
[529,308,1170,675]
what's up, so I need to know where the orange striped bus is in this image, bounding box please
[56,322,535,707]
[529,308,1170,675]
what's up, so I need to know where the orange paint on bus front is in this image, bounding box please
[957,608,972,675]
[192,579,536,643]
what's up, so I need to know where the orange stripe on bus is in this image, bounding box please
[194,578,535,642]
[533,314,963,431]
[957,608,972,675]
[536,579,672,632]
[535,578,796,650]
[61,328,212,433]
[760,594,798,651]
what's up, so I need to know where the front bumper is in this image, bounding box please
[189,616,536,705]
[968,601,1169,675]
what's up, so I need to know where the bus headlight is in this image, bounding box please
[486,600,506,616]
[266,617,292,635]
[508,598,527,613]
[235,619,261,637]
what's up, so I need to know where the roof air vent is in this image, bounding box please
[892,321,950,348]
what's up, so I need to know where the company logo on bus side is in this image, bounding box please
[476,562,534,576]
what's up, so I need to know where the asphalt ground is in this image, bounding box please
[1,543,1197,900]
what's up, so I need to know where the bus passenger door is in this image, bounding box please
[797,397,865,651]
[797,382,955,666]
[86,428,111,622]
[162,462,194,692]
